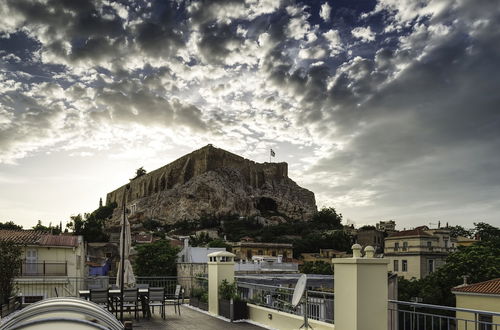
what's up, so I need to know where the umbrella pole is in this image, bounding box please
[120,185,130,323]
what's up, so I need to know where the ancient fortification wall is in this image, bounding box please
[106,144,289,207]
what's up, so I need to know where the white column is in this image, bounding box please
[332,244,389,330]
[207,251,235,315]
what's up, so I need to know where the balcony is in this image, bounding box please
[20,261,68,276]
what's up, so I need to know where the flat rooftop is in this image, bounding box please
[129,305,264,330]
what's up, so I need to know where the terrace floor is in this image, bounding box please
[126,305,265,330]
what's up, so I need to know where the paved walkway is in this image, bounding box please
[129,305,265,330]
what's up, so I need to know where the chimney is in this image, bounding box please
[462,275,469,285]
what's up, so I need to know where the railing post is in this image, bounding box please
[332,244,389,330]
[207,251,235,316]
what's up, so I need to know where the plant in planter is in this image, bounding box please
[218,279,248,320]
[199,292,209,311]
[190,287,204,308]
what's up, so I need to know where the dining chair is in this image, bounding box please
[148,287,166,319]
[165,285,182,315]
[90,288,110,311]
[122,288,140,320]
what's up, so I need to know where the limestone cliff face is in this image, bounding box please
[106,145,316,228]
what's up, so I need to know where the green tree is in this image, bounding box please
[131,167,147,180]
[398,230,500,306]
[32,220,62,234]
[189,232,212,247]
[0,221,23,230]
[0,240,22,304]
[134,240,179,276]
[473,222,500,241]
[311,207,343,230]
[299,261,333,275]
[66,202,117,242]
[447,225,473,238]
[207,239,232,251]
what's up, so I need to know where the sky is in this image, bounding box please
[0,0,499,230]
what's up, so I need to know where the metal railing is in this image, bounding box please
[388,300,500,330]
[236,281,334,324]
[12,276,192,304]
[234,262,299,272]
[20,262,68,276]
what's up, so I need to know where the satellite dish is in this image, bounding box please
[292,274,307,307]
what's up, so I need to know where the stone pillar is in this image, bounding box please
[332,244,389,330]
[207,251,235,315]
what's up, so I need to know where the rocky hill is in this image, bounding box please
[105,145,316,229]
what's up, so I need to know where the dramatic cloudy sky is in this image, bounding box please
[1,0,499,229]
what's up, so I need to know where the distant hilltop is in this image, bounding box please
[105,144,317,227]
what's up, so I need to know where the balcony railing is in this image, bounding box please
[388,299,500,330]
[12,276,193,305]
[236,281,334,324]
[20,262,68,276]
[234,262,299,272]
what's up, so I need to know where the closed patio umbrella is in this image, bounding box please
[116,213,136,289]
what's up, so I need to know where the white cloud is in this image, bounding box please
[351,26,376,42]
[323,29,343,56]
[287,16,311,40]
[320,2,332,22]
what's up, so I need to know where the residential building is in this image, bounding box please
[456,235,478,247]
[452,278,500,330]
[384,226,456,279]
[177,239,226,263]
[356,229,385,253]
[134,232,153,244]
[230,242,293,262]
[0,230,86,303]
[86,242,119,276]
[376,220,396,232]
[176,238,226,295]
[301,249,348,263]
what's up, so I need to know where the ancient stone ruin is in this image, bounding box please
[105,144,316,229]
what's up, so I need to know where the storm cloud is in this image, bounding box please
[1,0,499,227]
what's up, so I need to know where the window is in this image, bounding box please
[402,260,408,272]
[25,249,38,275]
[444,239,449,248]
[427,241,433,251]
[394,243,400,251]
[428,259,434,273]
[402,242,408,251]
[479,314,492,330]
[271,251,276,256]
[246,250,252,259]
[393,260,399,272]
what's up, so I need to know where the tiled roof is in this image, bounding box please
[453,278,500,295]
[388,226,431,238]
[0,230,78,247]
[0,230,45,244]
[39,235,79,247]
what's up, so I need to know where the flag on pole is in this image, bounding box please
[270,149,275,157]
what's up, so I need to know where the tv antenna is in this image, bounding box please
[292,274,313,329]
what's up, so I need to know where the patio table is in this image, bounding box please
[79,288,151,318]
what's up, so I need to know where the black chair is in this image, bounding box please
[165,285,182,315]
[121,288,140,320]
[90,288,110,311]
[148,287,166,319]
